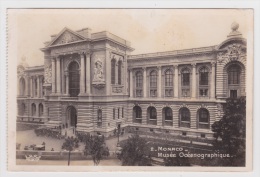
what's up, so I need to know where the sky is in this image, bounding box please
[8,9,253,67]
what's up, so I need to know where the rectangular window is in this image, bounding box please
[122,107,124,118]
[113,109,115,119]
[230,90,237,98]
[118,108,120,119]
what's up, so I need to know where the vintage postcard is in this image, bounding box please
[7,8,253,172]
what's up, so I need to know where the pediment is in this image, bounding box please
[48,28,86,47]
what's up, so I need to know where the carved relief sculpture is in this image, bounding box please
[44,64,52,84]
[92,57,105,89]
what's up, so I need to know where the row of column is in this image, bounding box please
[129,62,216,99]
[29,75,43,98]
[51,52,91,96]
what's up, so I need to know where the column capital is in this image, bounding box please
[173,64,178,69]
[128,68,133,72]
[157,66,162,70]
[142,67,146,71]
[211,61,216,67]
[191,63,197,68]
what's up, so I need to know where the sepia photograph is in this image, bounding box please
[6,8,253,172]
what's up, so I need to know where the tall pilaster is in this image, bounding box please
[174,65,179,98]
[142,67,147,98]
[211,62,216,99]
[80,53,85,94]
[191,63,197,98]
[56,57,61,94]
[158,66,162,98]
[129,69,133,98]
[51,58,56,93]
[86,52,91,95]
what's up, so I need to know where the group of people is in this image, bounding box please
[34,128,63,139]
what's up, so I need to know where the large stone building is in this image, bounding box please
[17,22,246,139]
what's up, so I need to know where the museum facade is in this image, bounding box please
[17,22,247,139]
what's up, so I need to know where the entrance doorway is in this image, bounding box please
[67,106,77,128]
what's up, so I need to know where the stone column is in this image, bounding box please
[65,71,69,95]
[129,69,133,98]
[86,52,91,95]
[56,57,61,94]
[142,67,147,98]
[211,62,216,99]
[51,58,56,93]
[158,66,162,97]
[191,63,196,98]
[80,53,85,94]
[174,65,179,98]
[30,77,33,97]
[37,76,40,97]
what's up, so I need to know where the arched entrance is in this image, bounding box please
[66,106,77,128]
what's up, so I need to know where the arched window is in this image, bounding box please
[135,71,143,97]
[39,103,43,117]
[227,64,241,98]
[181,68,190,97]
[179,107,190,128]
[199,67,209,97]
[19,78,25,96]
[31,103,36,116]
[68,61,80,97]
[111,59,116,84]
[20,103,26,116]
[97,109,102,127]
[198,108,210,129]
[118,60,122,85]
[150,70,157,97]
[133,106,142,123]
[148,106,157,125]
[165,69,173,97]
[163,107,173,126]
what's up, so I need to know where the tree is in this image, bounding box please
[117,134,151,166]
[84,135,110,166]
[61,136,79,166]
[211,97,246,166]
